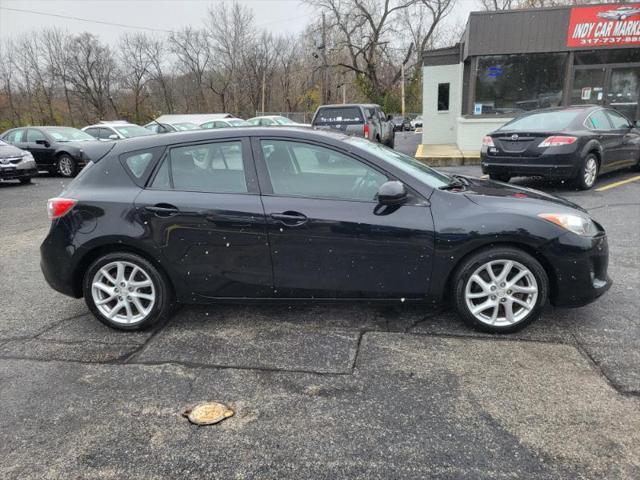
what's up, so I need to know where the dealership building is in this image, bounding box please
[420,3,640,158]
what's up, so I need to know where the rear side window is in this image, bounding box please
[150,141,248,194]
[120,146,165,185]
[125,152,154,177]
[586,110,612,130]
[5,129,25,142]
[313,107,364,125]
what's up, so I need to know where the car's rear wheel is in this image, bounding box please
[83,252,172,331]
[452,247,548,333]
[489,174,510,183]
[57,154,77,177]
[576,153,598,190]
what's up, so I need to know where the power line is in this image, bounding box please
[0,6,178,33]
[0,5,315,34]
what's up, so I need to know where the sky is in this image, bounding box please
[0,0,475,45]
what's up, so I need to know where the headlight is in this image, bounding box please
[538,213,597,236]
[21,151,34,160]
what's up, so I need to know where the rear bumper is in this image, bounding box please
[40,220,83,298]
[0,167,37,180]
[541,232,611,308]
[481,153,579,178]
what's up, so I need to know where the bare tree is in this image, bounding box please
[170,27,211,111]
[119,33,155,122]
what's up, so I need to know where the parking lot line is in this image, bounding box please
[595,175,640,192]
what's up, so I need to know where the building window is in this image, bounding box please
[438,83,450,111]
[473,53,567,115]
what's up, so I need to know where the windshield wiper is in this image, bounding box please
[439,178,466,190]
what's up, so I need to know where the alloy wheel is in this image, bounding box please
[464,260,538,326]
[58,157,74,177]
[584,157,597,187]
[91,260,156,325]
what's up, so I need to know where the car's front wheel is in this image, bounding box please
[83,252,172,331]
[452,247,548,333]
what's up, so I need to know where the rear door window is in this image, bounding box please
[5,129,25,143]
[314,107,364,125]
[151,141,248,193]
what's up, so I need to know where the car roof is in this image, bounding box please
[155,114,233,124]
[317,104,380,109]
[109,127,351,155]
[84,123,138,128]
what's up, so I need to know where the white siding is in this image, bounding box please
[456,117,512,152]
[421,64,462,145]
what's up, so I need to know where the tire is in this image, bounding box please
[57,154,77,177]
[83,252,172,331]
[576,153,599,190]
[489,174,510,183]
[19,177,32,184]
[387,134,395,149]
[452,247,549,333]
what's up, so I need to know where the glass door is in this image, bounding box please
[607,66,640,121]
[571,67,606,106]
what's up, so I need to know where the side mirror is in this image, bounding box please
[377,180,407,206]
[386,114,393,122]
[108,134,118,140]
[35,139,49,147]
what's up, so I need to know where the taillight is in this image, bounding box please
[363,123,370,139]
[482,136,495,147]
[47,198,76,219]
[538,136,577,148]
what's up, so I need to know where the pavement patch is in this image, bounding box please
[0,338,139,363]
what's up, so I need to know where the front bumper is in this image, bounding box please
[0,166,37,180]
[542,231,611,308]
[481,152,579,179]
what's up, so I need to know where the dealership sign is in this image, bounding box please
[567,4,640,47]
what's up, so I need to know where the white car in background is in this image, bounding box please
[200,118,250,129]
[82,121,154,140]
[410,115,423,130]
[246,115,310,127]
[597,6,640,20]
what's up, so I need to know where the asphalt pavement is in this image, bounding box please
[1,136,639,479]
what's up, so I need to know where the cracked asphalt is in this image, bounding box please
[1,138,639,478]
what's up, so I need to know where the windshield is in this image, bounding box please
[114,125,154,138]
[45,127,95,142]
[345,137,451,189]
[173,122,199,131]
[499,110,581,132]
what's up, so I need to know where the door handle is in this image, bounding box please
[145,204,179,217]
[270,211,308,226]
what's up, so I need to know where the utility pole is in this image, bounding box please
[321,12,328,104]
[401,63,405,116]
[342,83,346,104]
[261,69,266,115]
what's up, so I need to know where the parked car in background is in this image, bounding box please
[83,121,155,140]
[200,118,250,129]
[0,139,37,184]
[597,6,640,20]
[311,104,395,148]
[144,121,200,134]
[40,127,610,333]
[410,115,423,130]
[1,126,114,177]
[246,115,310,127]
[391,116,411,132]
[481,105,640,189]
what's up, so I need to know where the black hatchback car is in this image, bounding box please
[481,106,640,189]
[41,128,610,333]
